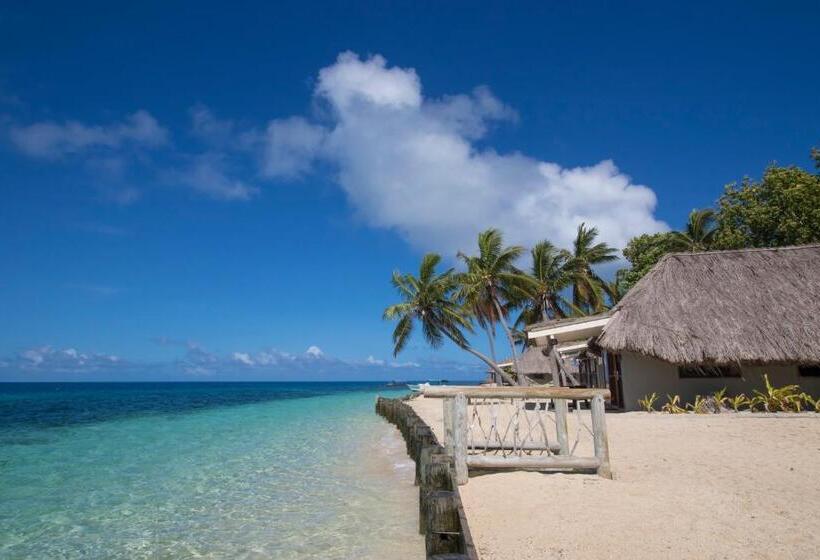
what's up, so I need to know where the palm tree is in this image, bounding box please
[383,253,516,386]
[457,229,535,385]
[567,223,618,314]
[514,241,576,327]
[670,209,717,252]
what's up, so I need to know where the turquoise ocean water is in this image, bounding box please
[0,382,424,559]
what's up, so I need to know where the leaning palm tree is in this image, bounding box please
[670,208,717,252]
[383,253,516,386]
[457,229,535,385]
[514,241,577,327]
[567,223,618,314]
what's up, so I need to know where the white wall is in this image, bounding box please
[619,351,820,411]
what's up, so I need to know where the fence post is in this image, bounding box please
[554,398,569,455]
[590,394,612,478]
[443,397,454,455]
[452,393,468,485]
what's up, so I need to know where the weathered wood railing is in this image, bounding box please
[375,396,478,560]
[422,386,612,483]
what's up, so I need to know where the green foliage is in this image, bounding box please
[616,149,820,292]
[669,209,718,252]
[514,241,576,327]
[638,392,659,412]
[748,374,807,412]
[618,232,678,291]
[728,393,749,411]
[686,395,710,414]
[651,378,817,414]
[567,223,618,313]
[711,388,729,409]
[661,394,686,414]
[800,393,820,413]
[714,160,820,249]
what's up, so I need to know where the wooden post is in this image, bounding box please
[419,448,452,534]
[452,393,468,485]
[425,490,461,556]
[443,398,454,455]
[590,393,612,479]
[554,398,569,455]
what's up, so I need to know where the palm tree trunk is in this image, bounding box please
[436,320,516,386]
[492,297,526,386]
[459,343,517,387]
[485,326,499,384]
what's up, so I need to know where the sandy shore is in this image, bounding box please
[409,395,820,560]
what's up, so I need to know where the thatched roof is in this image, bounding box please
[596,244,820,366]
[517,345,556,375]
[496,346,556,375]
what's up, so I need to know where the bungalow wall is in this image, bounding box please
[619,351,820,411]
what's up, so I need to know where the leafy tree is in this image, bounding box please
[566,223,618,313]
[514,241,576,327]
[617,232,678,291]
[714,158,820,249]
[383,253,516,386]
[457,229,535,385]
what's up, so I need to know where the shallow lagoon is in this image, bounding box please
[0,382,423,559]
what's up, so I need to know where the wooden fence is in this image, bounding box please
[422,386,612,483]
[375,396,478,560]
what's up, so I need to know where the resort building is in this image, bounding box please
[525,244,820,410]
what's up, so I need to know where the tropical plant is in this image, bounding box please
[669,209,718,252]
[728,393,749,412]
[566,223,618,313]
[749,374,804,412]
[383,252,516,386]
[457,229,535,385]
[686,395,710,414]
[514,241,576,327]
[638,392,659,412]
[711,388,729,409]
[661,394,686,414]
[800,393,820,413]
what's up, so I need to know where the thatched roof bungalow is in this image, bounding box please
[596,244,820,409]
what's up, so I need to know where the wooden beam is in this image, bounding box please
[423,386,610,400]
[465,455,601,471]
[467,441,561,453]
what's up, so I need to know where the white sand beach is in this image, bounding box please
[410,395,820,560]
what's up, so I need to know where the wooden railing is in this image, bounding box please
[422,386,612,484]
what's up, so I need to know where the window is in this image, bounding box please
[799,365,820,377]
[678,365,741,378]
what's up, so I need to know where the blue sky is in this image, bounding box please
[1,1,818,381]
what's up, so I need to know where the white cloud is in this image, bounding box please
[14,345,121,372]
[262,117,327,179]
[366,355,385,365]
[9,110,168,159]
[264,51,668,253]
[390,360,421,369]
[317,52,422,111]
[170,153,259,201]
[232,352,255,366]
[305,345,324,358]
